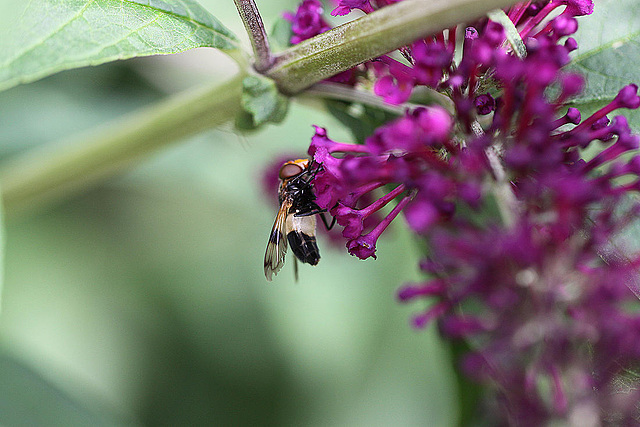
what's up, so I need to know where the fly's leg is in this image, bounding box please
[294,200,326,217]
[319,212,336,231]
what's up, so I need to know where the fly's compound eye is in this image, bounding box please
[279,163,304,180]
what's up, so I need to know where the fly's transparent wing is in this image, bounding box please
[264,199,292,281]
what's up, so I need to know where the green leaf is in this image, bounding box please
[0,184,3,312]
[325,100,398,143]
[0,184,3,311]
[270,17,293,52]
[0,0,240,92]
[238,75,289,130]
[0,351,124,426]
[568,0,640,118]
[601,194,640,300]
[447,340,488,427]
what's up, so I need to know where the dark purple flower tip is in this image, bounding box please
[504,145,533,170]
[465,26,479,40]
[329,5,351,16]
[459,182,483,208]
[566,107,582,124]
[618,133,640,151]
[448,74,465,89]
[525,1,545,16]
[591,116,610,131]
[412,40,454,68]
[334,203,366,239]
[327,69,359,85]
[309,126,369,158]
[474,93,496,115]
[468,39,494,64]
[614,84,640,110]
[309,129,334,162]
[416,106,454,141]
[411,302,448,329]
[564,37,578,52]
[286,0,331,44]
[314,172,342,209]
[611,115,632,134]
[403,198,439,233]
[493,51,524,81]
[440,315,488,337]
[373,74,414,105]
[552,16,578,37]
[365,107,452,155]
[460,351,483,377]
[560,0,594,16]
[345,193,411,259]
[484,21,505,47]
[419,258,443,275]
[529,62,560,86]
[347,234,378,259]
[625,156,640,175]
[330,0,374,16]
[397,280,445,301]
[340,156,389,184]
[560,74,584,98]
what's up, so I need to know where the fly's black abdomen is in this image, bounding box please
[287,231,320,265]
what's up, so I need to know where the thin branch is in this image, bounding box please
[302,82,411,115]
[471,120,520,227]
[233,0,273,72]
[0,73,245,217]
[267,0,520,94]
[303,82,456,114]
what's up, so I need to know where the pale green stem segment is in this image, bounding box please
[268,0,520,94]
[487,9,527,58]
[301,82,453,115]
[1,73,244,217]
[302,82,409,115]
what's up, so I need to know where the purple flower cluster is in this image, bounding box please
[278,0,640,423]
[309,105,460,259]
[369,0,595,105]
[283,0,331,44]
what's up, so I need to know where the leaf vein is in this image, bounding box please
[1,0,97,68]
[121,0,237,47]
[572,31,640,63]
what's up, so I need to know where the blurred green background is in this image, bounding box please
[0,1,457,425]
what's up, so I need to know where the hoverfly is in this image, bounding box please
[264,158,333,281]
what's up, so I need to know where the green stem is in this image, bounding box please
[268,0,520,94]
[302,82,457,115]
[301,82,411,115]
[0,73,245,217]
[233,0,273,72]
